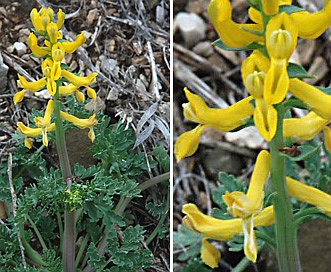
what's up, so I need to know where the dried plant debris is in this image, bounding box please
[0,0,170,271]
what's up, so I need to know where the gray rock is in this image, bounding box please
[0,53,9,92]
[13,42,27,56]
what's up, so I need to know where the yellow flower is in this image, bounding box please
[14,74,47,104]
[47,22,59,44]
[223,150,270,262]
[60,111,98,142]
[61,70,98,87]
[254,99,278,141]
[56,9,65,30]
[283,112,329,141]
[241,51,277,141]
[287,177,331,217]
[289,79,331,120]
[264,13,298,105]
[208,0,263,48]
[182,203,275,267]
[17,100,55,148]
[290,1,331,39]
[27,33,50,57]
[323,126,331,153]
[174,88,254,161]
[61,32,86,54]
[201,238,220,269]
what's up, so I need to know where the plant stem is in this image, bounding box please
[54,84,76,272]
[269,104,302,272]
[75,234,89,269]
[27,215,48,251]
[82,172,169,272]
[146,188,169,245]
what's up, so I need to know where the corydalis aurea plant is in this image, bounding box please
[175,0,331,270]
[13,7,98,271]
[14,7,98,148]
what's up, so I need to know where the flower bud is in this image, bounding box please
[246,71,265,98]
[268,29,293,59]
[47,22,59,44]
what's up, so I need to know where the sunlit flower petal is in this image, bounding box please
[287,177,331,217]
[208,0,263,48]
[174,124,206,162]
[182,204,275,241]
[56,9,65,29]
[290,1,331,39]
[289,79,331,120]
[61,70,98,87]
[86,86,97,100]
[14,90,27,104]
[61,32,86,53]
[47,79,57,96]
[201,239,220,268]
[47,22,59,43]
[183,88,254,131]
[283,111,328,141]
[254,99,278,141]
[17,74,46,91]
[27,33,50,57]
[30,8,45,33]
[75,90,85,102]
[59,83,78,96]
[24,137,33,149]
[243,217,257,262]
[17,122,42,137]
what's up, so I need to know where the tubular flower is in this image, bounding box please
[174,88,254,161]
[61,32,86,53]
[61,70,98,87]
[27,33,50,57]
[289,79,331,120]
[17,100,55,148]
[290,0,331,39]
[264,13,298,104]
[242,51,277,141]
[60,111,98,142]
[208,0,263,48]
[56,9,65,29]
[249,1,292,24]
[287,177,331,217]
[223,150,270,262]
[47,22,59,44]
[182,203,275,268]
[283,112,329,141]
[323,126,331,153]
[14,74,47,104]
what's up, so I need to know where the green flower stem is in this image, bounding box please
[27,215,48,251]
[269,104,302,272]
[20,225,47,266]
[56,212,64,253]
[54,83,76,272]
[82,172,169,272]
[75,234,89,269]
[146,188,169,245]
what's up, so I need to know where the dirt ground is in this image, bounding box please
[173,0,331,271]
[0,0,170,271]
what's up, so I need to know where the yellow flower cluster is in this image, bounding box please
[14,7,98,148]
[176,0,331,267]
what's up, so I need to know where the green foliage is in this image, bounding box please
[0,110,169,270]
[213,39,263,52]
[183,259,211,272]
[287,63,314,79]
[173,225,202,262]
